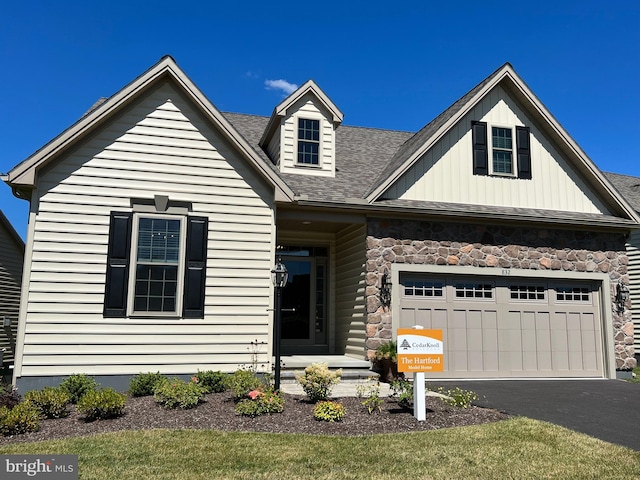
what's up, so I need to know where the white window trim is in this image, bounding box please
[295,115,323,168]
[489,124,517,177]
[127,212,187,317]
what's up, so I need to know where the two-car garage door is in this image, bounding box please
[398,273,605,378]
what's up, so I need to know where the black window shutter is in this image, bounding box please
[471,121,488,176]
[183,216,208,318]
[104,212,132,317]
[516,126,532,179]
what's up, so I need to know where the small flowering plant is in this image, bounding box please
[235,385,285,417]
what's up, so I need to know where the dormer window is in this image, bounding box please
[297,118,320,165]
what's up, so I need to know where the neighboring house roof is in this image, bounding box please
[0,210,24,252]
[4,56,295,202]
[604,172,640,213]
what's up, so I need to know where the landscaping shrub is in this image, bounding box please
[436,386,478,409]
[295,363,341,402]
[234,387,285,417]
[356,378,383,414]
[77,388,126,420]
[59,374,99,404]
[0,401,41,435]
[391,378,413,410]
[153,378,204,409]
[24,387,70,419]
[193,370,228,393]
[313,401,346,422]
[0,382,21,410]
[226,369,263,400]
[129,372,166,397]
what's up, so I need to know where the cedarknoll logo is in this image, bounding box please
[400,339,411,350]
[2,455,77,479]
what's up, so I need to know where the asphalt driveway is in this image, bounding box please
[435,379,640,451]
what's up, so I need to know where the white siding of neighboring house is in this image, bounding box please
[14,81,276,379]
[628,229,640,356]
[335,224,366,359]
[385,85,612,215]
[279,95,335,177]
[0,218,23,367]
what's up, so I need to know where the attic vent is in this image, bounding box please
[631,183,640,191]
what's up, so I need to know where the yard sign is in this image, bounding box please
[397,328,444,373]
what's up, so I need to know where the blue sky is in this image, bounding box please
[1,1,638,239]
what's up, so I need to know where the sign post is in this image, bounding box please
[397,326,444,421]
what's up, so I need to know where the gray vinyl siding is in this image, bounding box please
[0,219,23,367]
[335,224,366,358]
[18,80,276,378]
[628,230,640,355]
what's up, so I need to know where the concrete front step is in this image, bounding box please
[280,368,379,383]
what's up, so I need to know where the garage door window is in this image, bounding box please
[404,280,444,298]
[455,283,493,299]
[510,285,546,301]
[556,286,591,302]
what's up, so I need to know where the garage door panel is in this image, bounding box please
[581,313,596,331]
[467,350,484,371]
[399,308,416,329]
[522,350,539,371]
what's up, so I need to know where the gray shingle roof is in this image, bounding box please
[604,172,640,213]
[223,112,413,201]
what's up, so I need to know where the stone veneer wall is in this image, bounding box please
[365,218,636,371]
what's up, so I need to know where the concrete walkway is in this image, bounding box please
[280,379,393,397]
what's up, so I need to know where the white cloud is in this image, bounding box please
[265,79,298,95]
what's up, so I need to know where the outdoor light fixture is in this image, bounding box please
[271,257,288,390]
[2,316,11,328]
[380,272,391,307]
[271,257,289,288]
[616,280,630,312]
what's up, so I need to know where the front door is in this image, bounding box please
[279,247,328,354]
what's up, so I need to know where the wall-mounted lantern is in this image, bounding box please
[380,273,392,307]
[615,280,630,313]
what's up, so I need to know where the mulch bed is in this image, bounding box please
[0,391,509,445]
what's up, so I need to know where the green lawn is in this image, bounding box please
[1,418,638,479]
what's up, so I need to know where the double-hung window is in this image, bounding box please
[133,216,184,314]
[491,126,513,175]
[297,118,320,165]
[472,121,531,179]
[103,211,208,318]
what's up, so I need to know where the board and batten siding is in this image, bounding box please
[279,95,335,177]
[628,229,640,356]
[0,216,23,367]
[16,81,276,380]
[335,224,367,358]
[385,85,612,215]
